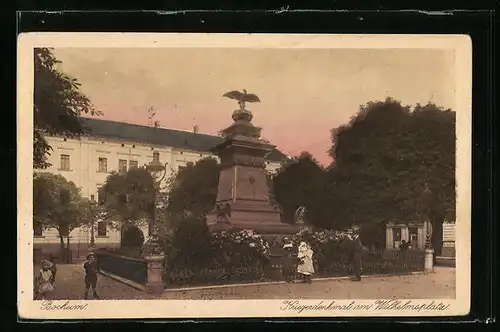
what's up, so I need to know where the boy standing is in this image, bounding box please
[282,242,295,283]
[83,253,100,299]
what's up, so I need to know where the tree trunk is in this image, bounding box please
[59,236,65,263]
[66,236,71,263]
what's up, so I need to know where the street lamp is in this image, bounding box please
[420,183,435,273]
[144,151,168,252]
[421,184,434,250]
[142,151,169,294]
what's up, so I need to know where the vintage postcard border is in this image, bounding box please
[17,33,472,319]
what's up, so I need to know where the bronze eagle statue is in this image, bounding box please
[223,89,260,110]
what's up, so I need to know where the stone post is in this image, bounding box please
[385,225,393,249]
[424,221,434,273]
[424,248,435,273]
[144,254,165,294]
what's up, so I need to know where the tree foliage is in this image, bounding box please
[33,172,88,256]
[34,48,101,169]
[326,97,455,254]
[101,167,155,223]
[272,152,327,226]
[165,157,220,221]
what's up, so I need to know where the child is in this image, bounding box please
[35,260,55,300]
[282,242,295,283]
[297,242,315,283]
[83,253,100,299]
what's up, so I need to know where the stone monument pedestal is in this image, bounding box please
[207,106,300,279]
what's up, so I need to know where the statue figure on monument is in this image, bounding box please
[223,89,261,111]
[215,202,232,223]
[294,206,307,224]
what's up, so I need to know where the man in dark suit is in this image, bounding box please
[352,230,363,281]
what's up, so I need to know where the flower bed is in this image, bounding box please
[164,229,270,287]
[163,228,424,288]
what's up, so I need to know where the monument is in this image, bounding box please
[207,89,300,241]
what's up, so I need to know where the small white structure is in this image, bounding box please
[385,221,456,254]
[385,222,426,250]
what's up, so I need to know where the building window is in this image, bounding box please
[129,160,138,169]
[34,221,43,237]
[98,157,108,172]
[97,186,106,205]
[60,154,70,170]
[97,221,107,237]
[118,159,127,172]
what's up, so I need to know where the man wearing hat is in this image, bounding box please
[351,227,363,281]
[83,252,100,299]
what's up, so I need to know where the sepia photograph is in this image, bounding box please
[17,33,471,319]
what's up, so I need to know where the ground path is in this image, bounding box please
[40,264,455,300]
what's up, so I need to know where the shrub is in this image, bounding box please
[121,225,145,248]
[163,224,424,287]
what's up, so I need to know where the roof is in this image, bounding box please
[79,117,288,162]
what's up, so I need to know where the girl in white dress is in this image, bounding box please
[297,242,315,283]
[35,260,55,300]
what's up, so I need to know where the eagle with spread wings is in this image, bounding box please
[223,89,261,110]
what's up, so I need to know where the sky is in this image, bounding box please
[53,47,455,165]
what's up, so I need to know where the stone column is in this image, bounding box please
[417,226,425,249]
[424,248,435,273]
[401,227,408,242]
[386,226,393,249]
[144,255,165,294]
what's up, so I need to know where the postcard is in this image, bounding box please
[18,32,471,319]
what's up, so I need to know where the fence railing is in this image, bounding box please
[165,249,424,288]
[94,249,148,285]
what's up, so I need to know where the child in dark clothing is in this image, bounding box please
[83,253,100,299]
[282,243,296,283]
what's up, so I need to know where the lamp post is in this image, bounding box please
[143,151,168,294]
[420,183,435,273]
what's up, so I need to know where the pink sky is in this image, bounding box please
[53,48,455,165]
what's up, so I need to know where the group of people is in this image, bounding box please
[34,252,101,300]
[281,231,365,283]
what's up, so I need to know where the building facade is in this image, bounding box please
[33,118,287,256]
[385,221,456,255]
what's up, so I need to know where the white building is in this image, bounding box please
[33,118,287,257]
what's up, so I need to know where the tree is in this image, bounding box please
[33,172,86,259]
[165,157,220,222]
[101,167,155,226]
[272,152,326,226]
[326,98,455,255]
[34,48,101,169]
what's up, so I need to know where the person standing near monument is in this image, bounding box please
[297,241,315,283]
[351,230,363,281]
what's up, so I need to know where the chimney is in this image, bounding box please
[193,125,199,134]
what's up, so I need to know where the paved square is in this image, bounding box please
[35,264,455,300]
